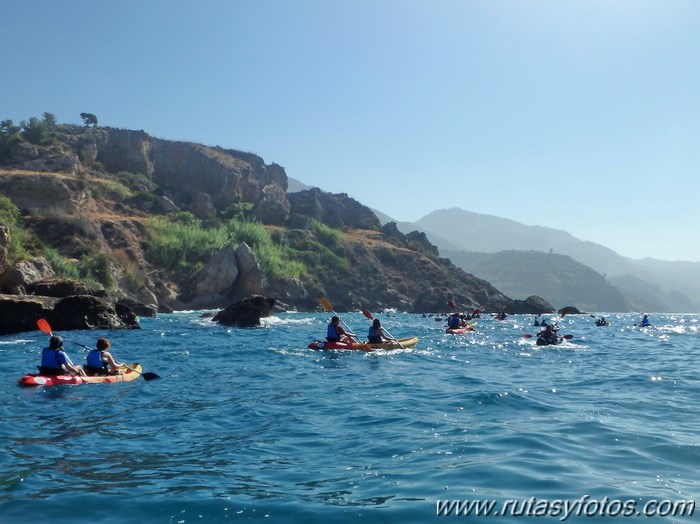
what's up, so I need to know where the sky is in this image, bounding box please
[2,0,699,262]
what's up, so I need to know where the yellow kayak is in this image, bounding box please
[366,336,419,350]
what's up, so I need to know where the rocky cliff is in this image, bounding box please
[0,121,553,314]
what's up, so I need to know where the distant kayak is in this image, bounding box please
[18,363,143,387]
[309,337,419,351]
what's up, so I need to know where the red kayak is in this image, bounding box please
[18,364,143,387]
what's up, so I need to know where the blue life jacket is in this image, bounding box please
[86,350,107,370]
[40,348,68,370]
[327,324,340,341]
[448,315,461,328]
[368,325,382,342]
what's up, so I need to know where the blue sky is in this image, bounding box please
[3,1,698,261]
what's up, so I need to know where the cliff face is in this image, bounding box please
[0,124,553,314]
[89,128,287,211]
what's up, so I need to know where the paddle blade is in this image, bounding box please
[560,307,570,319]
[521,334,533,338]
[319,297,333,312]
[37,318,52,335]
[141,372,160,381]
[361,309,374,320]
[448,301,456,310]
[563,334,574,340]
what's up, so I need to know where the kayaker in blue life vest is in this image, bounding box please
[639,314,650,327]
[39,335,86,376]
[85,338,124,376]
[367,318,391,343]
[447,312,462,329]
[327,316,354,343]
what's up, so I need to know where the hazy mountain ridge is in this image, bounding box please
[371,207,697,312]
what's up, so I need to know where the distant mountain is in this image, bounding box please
[287,177,312,192]
[443,250,630,312]
[374,207,699,312]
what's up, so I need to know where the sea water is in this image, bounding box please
[0,312,698,523]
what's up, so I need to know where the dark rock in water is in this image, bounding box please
[212,295,276,327]
[117,297,157,317]
[506,296,555,315]
[0,294,139,334]
[0,295,59,335]
[48,295,139,331]
[559,305,581,315]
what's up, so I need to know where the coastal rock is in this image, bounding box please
[195,244,239,298]
[0,293,139,334]
[0,257,55,292]
[212,295,276,327]
[25,278,94,298]
[0,294,59,335]
[505,296,555,315]
[229,242,263,302]
[47,295,139,330]
[559,305,582,315]
[287,188,380,230]
[252,184,291,225]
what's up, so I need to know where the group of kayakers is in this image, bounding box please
[39,335,124,377]
[326,315,395,344]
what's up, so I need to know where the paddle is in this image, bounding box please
[361,309,405,348]
[318,297,361,343]
[36,319,160,381]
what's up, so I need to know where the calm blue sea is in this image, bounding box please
[0,311,698,523]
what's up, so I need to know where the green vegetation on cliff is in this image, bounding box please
[145,213,306,283]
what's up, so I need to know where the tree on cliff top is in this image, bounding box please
[80,112,98,127]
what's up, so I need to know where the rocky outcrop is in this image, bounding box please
[559,305,582,315]
[91,128,288,213]
[287,188,380,230]
[0,294,139,335]
[505,296,555,315]
[252,184,291,225]
[25,278,94,298]
[229,242,263,302]
[212,295,276,327]
[48,295,139,331]
[0,172,88,215]
[0,257,55,293]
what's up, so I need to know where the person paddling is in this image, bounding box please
[39,335,86,377]
[367,318,392,343]
[85,338,124,376]
[326,316,354,343]
[639,314,650,327]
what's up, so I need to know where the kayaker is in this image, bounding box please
[537,324,559,345]
[85,338,124,376]
[447,312,462,329]
[639,314,650,327]
[327,316,354,343]
[367,318,392,343]
[39,335,86,376]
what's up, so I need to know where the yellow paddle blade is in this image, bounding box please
[319,297,333,312]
